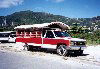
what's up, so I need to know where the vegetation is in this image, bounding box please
[69,28,100,45]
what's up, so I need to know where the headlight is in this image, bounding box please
[70,41,86,46]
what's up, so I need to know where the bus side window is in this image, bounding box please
[45,31,54,38]
[37,32,41,38]
[17,30,21,37]
[42,31,46,37]
[25,29,30,37]
[10,35,14,38]
[0,34,3,37]
[31,32,36,38]
[21,32,24,37]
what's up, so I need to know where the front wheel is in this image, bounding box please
[79,50,83,55]
[74,50,83,55]
[57,45,68,56]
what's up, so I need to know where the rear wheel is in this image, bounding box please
[23,44,30,51]
[57,45,68,56]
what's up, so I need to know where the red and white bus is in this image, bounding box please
[15,22,86,56]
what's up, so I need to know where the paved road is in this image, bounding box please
[0,43,100,69]
[0,51,100,69]
[0,51,71,69]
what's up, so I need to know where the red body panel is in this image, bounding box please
[43,38,70,46]
[16,38,42,44]
[16,37,70,46]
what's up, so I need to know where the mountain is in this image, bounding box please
[0,10,100,29]
[1,10,70,26]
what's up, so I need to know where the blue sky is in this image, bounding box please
[0,0,100,18]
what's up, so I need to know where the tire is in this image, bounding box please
[57,45,68,56]
[79,50,83,55]
[23,44,30,51]
[74,50,83,55]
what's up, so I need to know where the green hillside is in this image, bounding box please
[0,10,100,28]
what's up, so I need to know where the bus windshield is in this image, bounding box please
[54,31,70,37]
[0,33,10,37]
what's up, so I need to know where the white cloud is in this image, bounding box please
[46,0,64,3]
[0,0,24,8]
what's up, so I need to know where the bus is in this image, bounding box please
[15,22,86,56]
[0,31,16,43]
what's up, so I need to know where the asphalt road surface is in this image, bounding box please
[0,43,100,69]
[0,51,73,69]
[0,51,100,69]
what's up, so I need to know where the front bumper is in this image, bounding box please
[67,45,86,50]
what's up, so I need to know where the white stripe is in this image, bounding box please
[42,44,57,49]
[27,43,57,49]
[16,42,57,49]
[28,43,42,46]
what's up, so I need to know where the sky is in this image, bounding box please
[0,0,100,18]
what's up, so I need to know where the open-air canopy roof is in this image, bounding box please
[14,22,70,30]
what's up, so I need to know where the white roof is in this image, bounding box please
[14,22,70,30]
[0,31,15,33]
[33,23,50,28]
[14,25,34,29]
